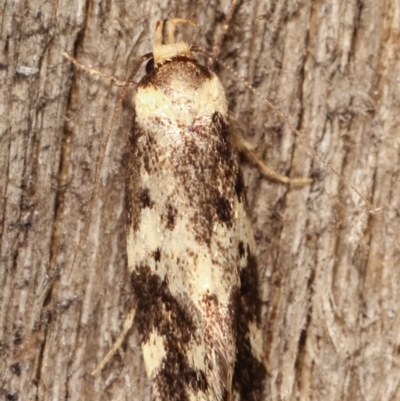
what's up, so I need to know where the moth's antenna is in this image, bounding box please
[64,52,153,281]
[63,53,137,87]
[192,47,378,213]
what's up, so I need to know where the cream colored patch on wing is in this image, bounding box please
[185,330,233,401]
[142,330,166,378]
[248,320,263,362]
[126,207,164,277]
[127,209,239,304]
[195,75,228,117]
[188,390,209,401]
[185,337,207,373]
[136,86,192,124]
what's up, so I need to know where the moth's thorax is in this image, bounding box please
[135,57,228,126]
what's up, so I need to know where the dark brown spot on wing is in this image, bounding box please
[216,195,232,223]
[235,171,245,202]
[165,204,178,230]
[238,241,245,258]
[139,188,153,208]
[213,112,233,162]
[153,248,161,262]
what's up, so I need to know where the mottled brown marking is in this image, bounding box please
[153,248,161,262]
[216,195,232,223]
[173,111,238,243]
[131,265,208,399]
[11,363,21,376]
[238,241,245,258]
[139,188,153,209]
[235,171,245,202]
[165,204,178,230]
[213,112,233,162]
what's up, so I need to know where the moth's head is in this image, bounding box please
[151,18,197,66]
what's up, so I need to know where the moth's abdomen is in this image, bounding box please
[127,56,265,400]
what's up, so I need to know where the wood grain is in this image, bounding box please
[1,0,399,400]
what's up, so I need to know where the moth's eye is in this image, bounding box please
[146,58,154,74]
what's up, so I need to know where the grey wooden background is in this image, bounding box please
[1,0,399,400]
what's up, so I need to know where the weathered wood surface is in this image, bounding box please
[1,0,399,400]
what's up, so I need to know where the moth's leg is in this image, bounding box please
[91,307,136,375]
[230,115,312,185]
[63,53,137,87]
[236,134,312,185]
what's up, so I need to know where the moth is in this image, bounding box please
[127,18,267,400]
[64,7,376,401]
[66,14,269,401]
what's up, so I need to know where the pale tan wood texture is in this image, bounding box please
[1,1,399,400]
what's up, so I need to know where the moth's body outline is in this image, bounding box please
[124,19,266,400]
